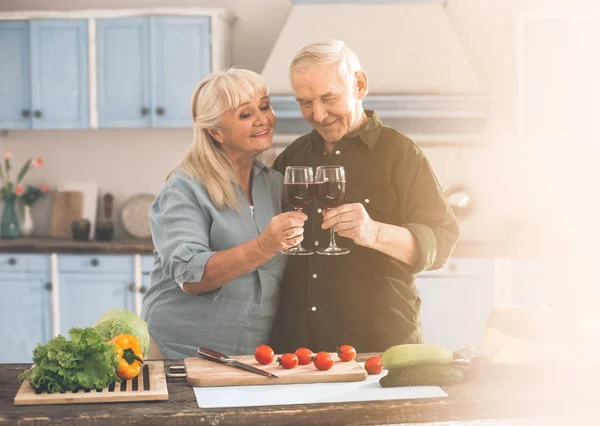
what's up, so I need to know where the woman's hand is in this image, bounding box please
[258,211,307,255]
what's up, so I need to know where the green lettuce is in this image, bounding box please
[18,327,120,393]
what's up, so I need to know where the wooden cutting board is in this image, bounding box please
[14,361,168,405]
[181,353,368,387]
[50,190,84,238]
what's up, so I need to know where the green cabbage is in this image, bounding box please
[93,309,150,357]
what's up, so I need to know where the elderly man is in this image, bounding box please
[271,40,459,353]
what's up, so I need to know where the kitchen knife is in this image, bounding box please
[197,347,278,379]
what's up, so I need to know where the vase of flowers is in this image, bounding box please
[0,152,45,239]
[18,184,51,237]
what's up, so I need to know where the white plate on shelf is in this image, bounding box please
[121,193,155,239]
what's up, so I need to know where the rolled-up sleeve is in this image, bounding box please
[149,173,219,297]
[400,153,459,274]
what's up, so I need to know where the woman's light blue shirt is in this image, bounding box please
[141,161,286,358]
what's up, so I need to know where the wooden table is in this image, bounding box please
[1,356,597,425]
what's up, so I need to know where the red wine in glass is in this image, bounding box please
[282,166,315,256]
[317,181,346,208]
[315,166,350,255]
[284,182,315,209]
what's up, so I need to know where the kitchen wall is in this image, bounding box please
[1,0,597,241]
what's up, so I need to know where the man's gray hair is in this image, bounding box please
[289,39,362,87]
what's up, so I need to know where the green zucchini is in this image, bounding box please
[379,364,464,387]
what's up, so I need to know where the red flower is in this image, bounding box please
[14,184,25,196]
[39,184,51,193]
[31,157,44,168]
[4,152,12,160]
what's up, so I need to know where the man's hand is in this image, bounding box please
[321,203,380,247]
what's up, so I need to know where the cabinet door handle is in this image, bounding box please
[140,107,149,116]
[155,107,165,116]
[128,283,137,293]
[21,109,31,118]
[33,110,42,118]
[90,258,99,267]
[139,285,147,294]
[7,257,17,266]
[44,282,53,291]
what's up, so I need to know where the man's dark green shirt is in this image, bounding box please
[271,111,459,353]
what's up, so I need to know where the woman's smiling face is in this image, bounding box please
[210,93,276,159]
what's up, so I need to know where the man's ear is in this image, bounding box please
[208,128,224,144]
[355,71,369,100]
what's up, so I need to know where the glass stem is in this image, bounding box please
[293,208,303,250]
[328,215,338,249]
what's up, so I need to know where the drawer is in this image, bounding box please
[418,257,494,278]
[58,254,134,274]
[141,255,154,273]
[0,254,50,273]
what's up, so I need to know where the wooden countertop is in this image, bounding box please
[0,356,596,425]
[0,238,541,258]
[0,238,154,254]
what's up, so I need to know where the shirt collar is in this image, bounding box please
[253,158,267,176]
[309,110,382,151]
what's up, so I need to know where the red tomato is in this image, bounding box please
[336,344,356,362]
[312,352,334,371]
[294,347,314,365]
[364,356,383,375]
[254,344,274,365]
[277,353,299,369]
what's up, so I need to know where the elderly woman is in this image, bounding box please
[141,69,307,359]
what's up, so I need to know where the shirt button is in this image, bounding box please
[335,150,341,155]
[317,208,322,213]
[311,306,317,312]
[364,198,370,204]
[312,273,318,279]
[314,241,319,246]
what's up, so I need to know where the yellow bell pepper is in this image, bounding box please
[110,334,144,380]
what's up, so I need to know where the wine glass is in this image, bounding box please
[315,165,350,255]
[282,166,315,255]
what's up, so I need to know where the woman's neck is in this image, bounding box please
[230,156,254,203]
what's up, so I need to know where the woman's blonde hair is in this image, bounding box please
[289,39,362,88]
[168,68,269,210]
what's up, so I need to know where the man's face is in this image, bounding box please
[292,63,366,144]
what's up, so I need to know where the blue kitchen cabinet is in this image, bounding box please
[96,17,151,128]
[141,254,153,290]
[0,254,52,363]
[152,16,211,127]
[96,16,210,129]
[0,19,88,130]
[416,258,495,350]
[58,255,135,336]
[0,21,30,130]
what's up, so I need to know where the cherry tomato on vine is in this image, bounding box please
[254,344,274,365]
[277,353,299,369]
[336,344,356,362]
[312,352,334,371]
[295,347,314,365]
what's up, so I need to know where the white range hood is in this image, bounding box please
[261,1,489,145]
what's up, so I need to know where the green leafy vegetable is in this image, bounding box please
[93,309,150,357]
[18,327,120,393]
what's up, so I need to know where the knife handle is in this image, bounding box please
[198,347,229,362]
